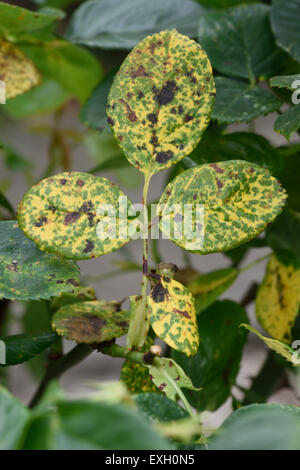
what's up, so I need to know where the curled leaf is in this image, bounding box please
[148,276,199,356]
[107,29,215,175]
[51,300,131,344]
[17,172,131,260]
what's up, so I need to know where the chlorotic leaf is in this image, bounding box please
[188,268,238,314]
[17,172,131,260]
[0,221,80,301]
[172,300,248,411]
[256,254,300,342]
[121,361,161,394]
[212,77,282,124]
[0,387,29,450]
[107,29,215,175]
[148,276,199,356]
[158,160,286,254]
[51,300,131,344]
[147,357,200,401]
[0,38,40,100]
[274,106,300,140]
[0,332,58,367]
[241,324,300,366]
[198,4,283,81]
[271,0,300,63]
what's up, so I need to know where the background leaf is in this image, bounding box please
[66,0,204,49]
[0,221,80,301]
[107,29,215,175]
[271,0,300,63]
[0,387,29,450]
[274,106,300,140]
[212,77,282,124]
[0,332,58,367]
[172,300,248,411]
[134,392,188,422]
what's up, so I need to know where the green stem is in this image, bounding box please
[239,253,271,274]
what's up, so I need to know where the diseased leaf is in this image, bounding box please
[66,0,204,50]
[0,38,40,100]
[198,4,284,81]
[0,332,58,367]
[187,268,238,314]
[51,300,131,344]
[17,172,131,260]
[147,357,200,401]
[212,77,282,124]
[274,106,300,140]
[172,300,248,411]
[107,29,215,175]
[241,324,300,366]
[50,285,96,312]
[19,40,103,102]
[148,276,199,356]
[0,221,80,301]
[158,160,286,254]
[270,74,300,90]
[271,0,300,63]
[3,78,70,118]
[256,254,300,342]
[121,361,161,394]
[207,404,300,450]
[0,387,29,450]
[134,392,188,422]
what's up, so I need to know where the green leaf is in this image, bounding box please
[147,357,200,401]
[207,404,300,450]
[107,29,215,175]
[198,4,284,81]
[52,300,130,344]
[187,267,238,314]
[0,38,40,99]
[4,78,70,118]
[271,0,300,63]
[135,393,188,422]
[30,400,173,450]
[0,332,58,367]
[0,1,61,35]
[274,105,300,140]
[158,160,286,254]
[256,254,300,342]
[196,0,257,7]
[212,77,282,124]
[17,171,131,260]
[66,0,204,49]
[278,147,300,212]
[188,131,284,178]
[0,387,29,450]
[0,220,80,301]
[241,324,300,365]
[270,74,300,90]
[0,191,14,215]
[266,209,300,265]
[148,276,199,356]
[80,70,115,131]
[172,300,248,411]
[19,40,103,103]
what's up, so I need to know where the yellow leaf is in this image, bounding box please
[148,276,199,356]
[256,254,300,342]
[107,29,215,175]
[0,38,40,100]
